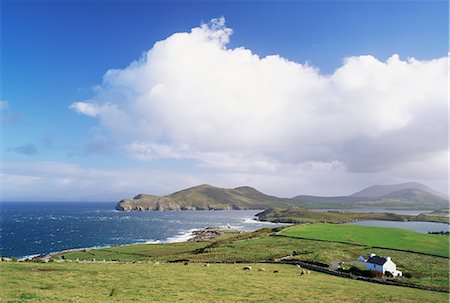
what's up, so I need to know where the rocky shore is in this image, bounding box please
[188,226,239,242]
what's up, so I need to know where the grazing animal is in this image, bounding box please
[257,268,265,272]
[273,270,279,273]
[307,270,311,274]
[204,263,210,267]
[184,262,189,266]
[243,266,252,271]
[154,261,160,266]
[296,264,302,269]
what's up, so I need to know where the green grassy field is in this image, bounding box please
[48,228,449,289]
[278,224,450,257]
[1,262,448,303]
[53,241,211,262]
[190,235,449,288]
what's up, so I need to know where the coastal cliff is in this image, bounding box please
[115,184,290,211]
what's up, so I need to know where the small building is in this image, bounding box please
[365,254,402,277]
[357,255,366,262]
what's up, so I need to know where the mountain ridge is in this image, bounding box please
[350,182,447,199]
[116,184,292,211]
[116,182,449,211]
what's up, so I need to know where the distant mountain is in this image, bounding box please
[116,184,291,211]
[351,182,447,199]
[291,183,448,210]
[380,188,447,204]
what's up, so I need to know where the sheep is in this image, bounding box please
[273,270,279,273]
[243,266,252,271]
[154,261,160,266]
[257,268,266,272]
[204,263,210,267]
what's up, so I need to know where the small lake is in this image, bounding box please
[311,208,442,216]
[347,220,449,234]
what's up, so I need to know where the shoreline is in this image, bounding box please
[25,226,239,262]
[6,214,446,260]
[5,214,286,260]
[2,209,283,260]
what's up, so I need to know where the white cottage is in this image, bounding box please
[365,254,402,277]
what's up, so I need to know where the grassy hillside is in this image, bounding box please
[116,184,292,211]
[168,184,289,209]
[256,208,450,224]
[381,189,446,203]
[1,262,448,303]
[279,224,450,257]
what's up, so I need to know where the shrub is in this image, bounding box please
[349,266,362,273]
[302,260,329,268]
[367,270,383,278]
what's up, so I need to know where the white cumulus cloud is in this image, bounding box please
[69,102,101,117]
[69,17,448,190]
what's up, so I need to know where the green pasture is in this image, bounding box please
[1,262,448,303]
[48,228,449,288]
[278,224,449,257]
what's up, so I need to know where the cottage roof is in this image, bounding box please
[367,256,388,266]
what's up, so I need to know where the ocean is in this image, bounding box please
[0,202,285,258]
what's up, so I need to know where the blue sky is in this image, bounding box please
[1,1,448,200]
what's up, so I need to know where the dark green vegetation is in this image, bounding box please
[47,227,449,290]
[428,231,449,236]
[2,262,448,303]
[116,182,449,211]
[279,224,450,257]
[256,208,450,224]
